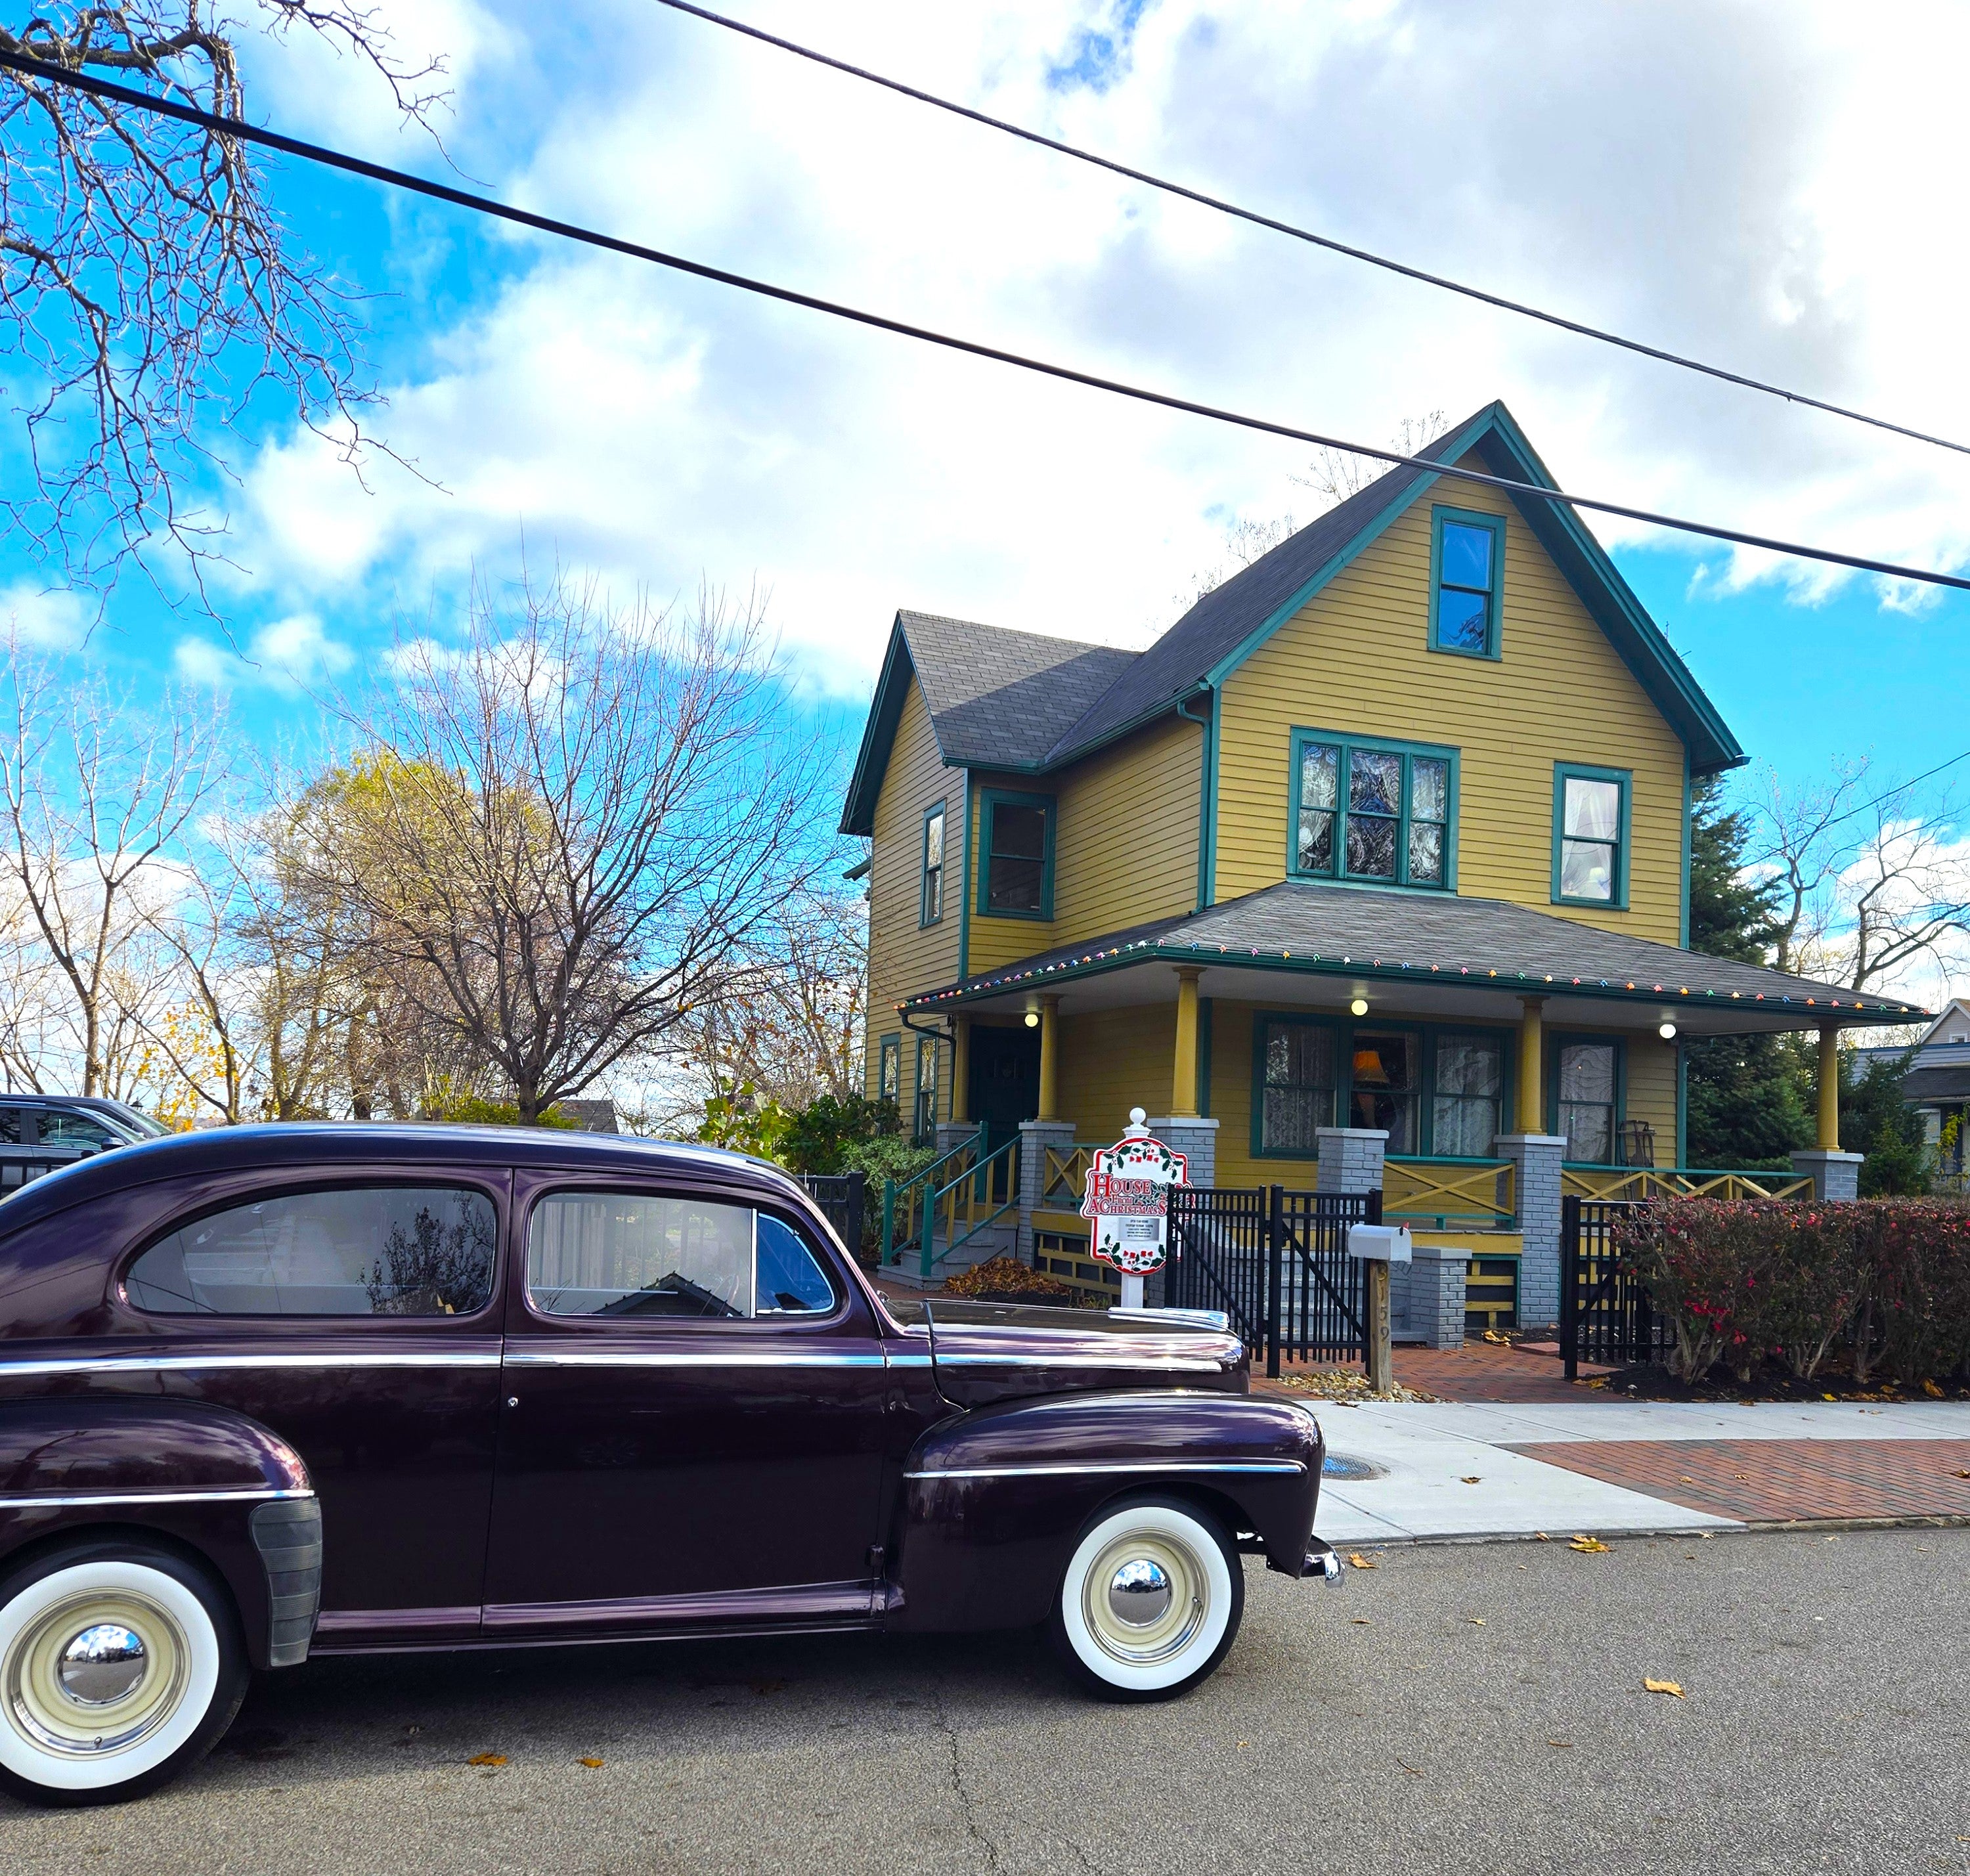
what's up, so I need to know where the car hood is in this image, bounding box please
[885,1297,1250,1408]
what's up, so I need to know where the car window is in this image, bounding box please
[35,1108,125,1150]
[126,1186,498,1317]
[0,1109,20,1145]
[527,1192,837,1319]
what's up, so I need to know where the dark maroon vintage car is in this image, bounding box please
[0,1125,1338,1805]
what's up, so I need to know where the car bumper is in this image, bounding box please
[1270,1537,1344,1584]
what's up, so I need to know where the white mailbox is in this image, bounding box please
[1347,1223,1412,1265]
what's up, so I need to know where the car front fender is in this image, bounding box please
[887,1389,1322,1633]
[0,1396,320,1670]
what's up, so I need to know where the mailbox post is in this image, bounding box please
[1347,1222,1411,1393]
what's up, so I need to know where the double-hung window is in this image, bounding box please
[1431,1034,1504,1158]
[1292,732,1456,889]
[1555,1041,1619,1164]
[919,802,946,927]
[1552,764,1631,907]
[913,1037,940,1142]
[1430,507,1504,658]
[977,790,1054,918]
[1258,1020,1336,1154]
[877,1034,901,1104]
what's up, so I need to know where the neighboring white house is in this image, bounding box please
[1854,997,1970,1189]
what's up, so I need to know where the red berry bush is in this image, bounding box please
[1611,1199,1970,1386]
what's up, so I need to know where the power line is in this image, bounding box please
[5,47,1970,598]
[649,0,1970,464]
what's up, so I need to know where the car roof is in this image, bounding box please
[0,1122,800,1233]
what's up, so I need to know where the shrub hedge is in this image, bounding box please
[1611,1198,1970,1385]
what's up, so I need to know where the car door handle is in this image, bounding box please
[506,1396,519,1408]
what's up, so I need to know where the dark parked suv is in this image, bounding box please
[0,1097,165,1153]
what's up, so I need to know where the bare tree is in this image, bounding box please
[0,4,443,602]
[1751,756,1970,993]
[301,575,829,1123]
[662,879,867,1125]
[0,624,225,1093]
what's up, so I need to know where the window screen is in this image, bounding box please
[127,1187,498,1317]
[526,1192,837,1319]
[1260,1022,1335,1153]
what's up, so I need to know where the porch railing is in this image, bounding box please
[1560,1166,1814,1202]
[881,1126,1020,1280]
[1383,1156,1516,1229]
[1041,1145,1093,1208]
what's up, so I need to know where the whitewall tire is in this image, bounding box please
[0,1546,246,1806]
[1052,1497,1243,1701]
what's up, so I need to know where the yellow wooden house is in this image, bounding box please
[840,403,1927,1329]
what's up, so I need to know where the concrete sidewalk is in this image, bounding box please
[1307,1398,1970,1545]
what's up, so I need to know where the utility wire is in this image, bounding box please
[651,0,1970,464]
[5,47,1970,598]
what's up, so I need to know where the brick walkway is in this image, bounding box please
[1384,1342,1611,1403]
[1504,1439,1970,1523]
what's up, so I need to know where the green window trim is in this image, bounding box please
[1428,506,1505,660]
[919,799,947,928]
[975,787,1056,921]
[1552,762,1632,910]
[1546,1032,1628,1166]
[1288,728,1459,893]
[877,1034,902,1105]
[913,1035,941,1139]
[1248,1011,1515,1161]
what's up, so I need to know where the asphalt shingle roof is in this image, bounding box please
[900,881,1930,1024]
[898,611,1138,768]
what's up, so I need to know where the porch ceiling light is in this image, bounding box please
[1658,1020,1678,1040]
[1024,1010,1040,1028]
[1349,997,1368,1016]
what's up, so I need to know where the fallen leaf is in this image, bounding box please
[1679,1476,1696,1485]
[1548,1739,1573,1749]
[1954,1469,1970,1479]
[1395,1758,1424,1777]
[1236,1739,1250,1749]
[1533,1531,1550,1542]
[1460,1475,1482,1485]
[468,1753,508,1767]
[1822,1393,1837,1402]
[1346,1552,1378,1569]
[1351,1617,1372,1625]
[1482,1330,1508,1345]
[1642,1679,1685,1698]
[578,1757,604,1769]
[1569,1535,1611,1554]
[1468,1617,1485,1626]
[1923,1380,1945,1399]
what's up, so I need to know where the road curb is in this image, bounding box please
[1325,1514,1970,1551]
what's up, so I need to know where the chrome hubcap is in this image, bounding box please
[4,1592,188,1758]
[1106,1558,1173,1627]
[1082,1530,1208,1666]
[57,1625,148,1707]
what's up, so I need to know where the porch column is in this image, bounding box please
[950,1016,971,1125]
[1170,967,1202,1118]
[1515,996,1545,1133]
[1036,995,1062,1122]
[1495,1131,1567,1330]
[1792,1024,1862,1200]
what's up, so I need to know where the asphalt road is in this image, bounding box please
[5,1528,1967,1875]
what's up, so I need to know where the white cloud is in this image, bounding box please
[221,0,1970,702]
[1,580,89,649]
[173,614,353,694]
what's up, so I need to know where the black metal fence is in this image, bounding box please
[1560,1194,1670,1379]
[799,1170,868,1257]
[1167,1185,1377,1378]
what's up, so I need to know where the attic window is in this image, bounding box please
[1430,507,1504,659]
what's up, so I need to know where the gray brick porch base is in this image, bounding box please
[1497,1133,1566,1330]
[1790,1148,1863,1202]
[1315,1126,1387,1199]
[1017,1120,1077,1263]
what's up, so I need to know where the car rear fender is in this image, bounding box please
[886,1389,1322,1633]
[0,1397,320,1672]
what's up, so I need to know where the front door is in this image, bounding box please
[969,1023,1041,1141]
[483,1171,892,1636]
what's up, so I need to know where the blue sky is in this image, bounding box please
[8,0,1970,824]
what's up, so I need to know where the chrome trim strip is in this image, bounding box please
[904,1460,1306,1481]
[0,1486,315,1510]
[934,1353,1235,1371]
[502,1349,887,1369]
[0,1351,502,1378]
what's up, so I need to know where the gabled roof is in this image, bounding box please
[841,400,1745,835]
[898,881,1930,1028]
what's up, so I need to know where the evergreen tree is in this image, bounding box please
[1683,779,1815,1167]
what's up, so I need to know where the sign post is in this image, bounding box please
[1347,1223,1411,1393]
[1080,1107,1189,1309]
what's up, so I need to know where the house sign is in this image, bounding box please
[1080,1108,1188,1276]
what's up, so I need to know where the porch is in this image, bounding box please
[890,881,1925,1328]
